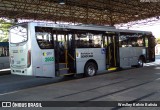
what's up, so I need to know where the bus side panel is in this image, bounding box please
[29,23,42,76]
[40,49,55,77]
[119,47,146,67]
[76,48,106,74]
[30,24,55,77]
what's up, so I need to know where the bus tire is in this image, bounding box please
[137,57,144,68]
[84,62,97,77]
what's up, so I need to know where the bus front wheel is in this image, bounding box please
[84,62,97,77]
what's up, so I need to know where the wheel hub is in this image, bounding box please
[88,65,95,76]
[138,60,143,66]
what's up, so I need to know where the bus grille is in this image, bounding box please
[11,65,26,68]
[15,70,21,73]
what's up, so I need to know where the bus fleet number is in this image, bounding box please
[45,57,54,62]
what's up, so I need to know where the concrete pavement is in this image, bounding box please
[0,66,160,109]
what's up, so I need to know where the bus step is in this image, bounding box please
[59,68,69,75]
[60,73,75,76]
[64,73,76,76]
[108,67,117,71]
[59,63,67,69]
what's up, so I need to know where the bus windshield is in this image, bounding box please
[10,24,27,44]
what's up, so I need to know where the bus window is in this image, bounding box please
[10,25,27,44]
[35,27,54,49]
[93,34,102,48]
[119,35,128,47]
[137,38,143,46]
[75,32,102,48]
[75,32,88,48]
[119,34,144,47]
[36,32,53,49]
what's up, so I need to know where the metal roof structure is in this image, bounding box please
[0,0,160,25]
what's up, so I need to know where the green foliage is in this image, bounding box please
[0,18,14,42]
[156,38,160,44]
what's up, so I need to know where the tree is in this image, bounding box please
[0,18,14,42]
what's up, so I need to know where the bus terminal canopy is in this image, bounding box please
[0,0,160,25]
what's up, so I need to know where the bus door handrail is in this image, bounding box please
[68,53,75,61]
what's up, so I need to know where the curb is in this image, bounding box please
[0,70,11,76]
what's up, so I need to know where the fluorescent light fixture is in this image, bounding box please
[59,0,65,5]
[135,14,139,17]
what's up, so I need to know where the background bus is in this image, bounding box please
[0,42,9,69]
[9,22,155,77]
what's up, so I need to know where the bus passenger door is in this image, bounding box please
[54,32,66,76]
[54,31,76,76]
[67,34,76,74]
[104,34,119,70]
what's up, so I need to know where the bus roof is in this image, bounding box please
[14,22,153,35]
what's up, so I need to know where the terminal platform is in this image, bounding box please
[0,62,160,109]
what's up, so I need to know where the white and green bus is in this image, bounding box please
[9,22,155,77]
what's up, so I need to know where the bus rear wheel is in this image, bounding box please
[84,62,97,77]
[137,58,144,67]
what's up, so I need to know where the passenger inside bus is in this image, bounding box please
[59,42,65,62]
[132,41,139,47]
[137,38,143,46]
